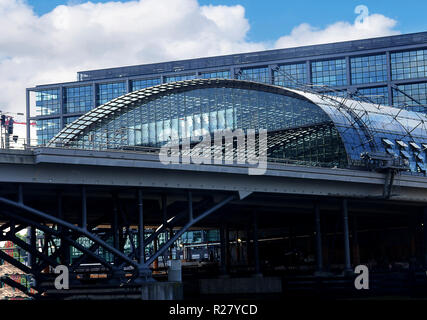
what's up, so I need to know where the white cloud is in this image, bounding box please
[0,0,264,142]
[274,7,399,49]
[0,1,400,143]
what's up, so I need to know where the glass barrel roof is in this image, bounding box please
[48,79,427,173]
[298,90,427,172]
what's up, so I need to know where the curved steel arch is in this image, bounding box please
[49,79,351,145]
[48,78,427,169]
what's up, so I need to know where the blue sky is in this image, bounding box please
[26,0,427,42]
[1,0,423,122]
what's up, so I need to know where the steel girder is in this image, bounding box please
[0,189,236,298]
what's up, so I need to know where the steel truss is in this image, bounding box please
[0,189,236,298]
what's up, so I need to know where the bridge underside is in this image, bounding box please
[1,149,427,299]
[0,182,427,299]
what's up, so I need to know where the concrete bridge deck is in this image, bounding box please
[1,148,427,203]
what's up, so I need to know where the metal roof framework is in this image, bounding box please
[49,79,427,172]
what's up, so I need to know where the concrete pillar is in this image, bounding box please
[253,211,261,275]
[235,231,241,263]
[135,190,152,283]
[352,215,360,265]
[246,224,251,266]
[187,191,193,221]
[409,214,417,259]
[314,203,323,273]
[112,195,119,266]
[138,189,145,264]
[342,199,352,273]
[57,191,68,265]
[220,224,227,275]
[81,186,87,230]
[225,224,230,269]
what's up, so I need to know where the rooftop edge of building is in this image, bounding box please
[75,31,427,81]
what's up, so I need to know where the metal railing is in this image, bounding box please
[0,137,423,178]
[25,140,370,171]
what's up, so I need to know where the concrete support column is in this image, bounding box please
[235,231,241,263]
[314,202,323,273]
[352,215,360,265]
[134,189,152,282]
[220,224,227,275]
[342,199,352,273]
[112,195,119,252]
[187,191,193,222]
[246,224,251,267]
[57,191,67,265]
[137,190,145,264]
[225,224,230,270]
[253,211,261,276]
[81,186,87,230]
[409,214,417,259]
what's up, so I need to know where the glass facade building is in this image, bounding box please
[64,85,93,114]
[391,49,427,80]
[97,82,127,106]
[50,79,427,173]
[357,86,389,105]
[273,63,307,88]
[311,59,347,86]
[237,66,270,83]
[350,54,388,85]
[131,78,161,91]
[36,118,61,145]
[199,70,231,79]
[393,82,427,112]
[164,74,196,83]
[36,89,60,116]
[28,31,427,149]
